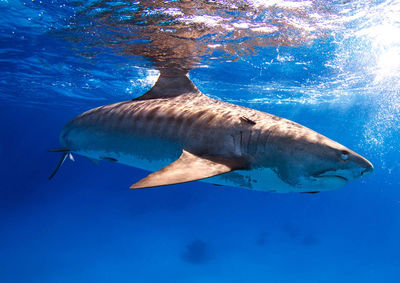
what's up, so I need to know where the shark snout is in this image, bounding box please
[326,153,373,182]
[352,154,373,179]
[361,162,373,176]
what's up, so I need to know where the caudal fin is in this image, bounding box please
[48,148,71,180]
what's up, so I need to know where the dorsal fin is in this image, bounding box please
[133,69,203,101]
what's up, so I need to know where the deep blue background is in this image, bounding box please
[1,1,400,282]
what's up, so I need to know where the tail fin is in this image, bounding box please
[48,148,70,180]
[48,148,70,153]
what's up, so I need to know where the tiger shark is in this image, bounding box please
[50,71,373,193]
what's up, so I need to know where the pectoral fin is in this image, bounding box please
[130,150,245,189]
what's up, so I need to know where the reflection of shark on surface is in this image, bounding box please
[49,70,373,193]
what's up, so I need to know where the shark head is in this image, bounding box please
[269,123,373,192]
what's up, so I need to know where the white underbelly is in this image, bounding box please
[74,149,299,193]
[207,167,296,193]
[75,149,178,173]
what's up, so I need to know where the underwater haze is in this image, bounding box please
[1,0,400,282]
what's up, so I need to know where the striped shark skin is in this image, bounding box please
[50,72,373,193]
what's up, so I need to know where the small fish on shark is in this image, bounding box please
[49,70,373,193]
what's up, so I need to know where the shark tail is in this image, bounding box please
[48,148,73,180]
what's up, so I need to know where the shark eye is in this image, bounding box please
[340,151,349,161]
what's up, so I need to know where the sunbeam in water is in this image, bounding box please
[0,1,400,283]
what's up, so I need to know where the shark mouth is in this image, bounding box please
[312,171,349,182]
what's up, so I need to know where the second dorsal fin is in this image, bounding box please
[133,69,203,101]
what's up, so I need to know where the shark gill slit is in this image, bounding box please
[240,131,243,152]
[263,124,277,152]
[246,130,252,155]
[231,134,237,154]
[260,128,270,156]
[252,129,262,156]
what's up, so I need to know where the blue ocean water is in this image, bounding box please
[1,0,400,282]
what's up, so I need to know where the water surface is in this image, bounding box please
[1,1,400,282]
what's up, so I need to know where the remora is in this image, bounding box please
[50,71,373,193]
